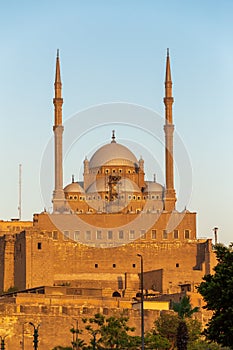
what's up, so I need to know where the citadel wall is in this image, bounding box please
[0,209,215,296]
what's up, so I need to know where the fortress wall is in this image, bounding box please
[0,300,160,350]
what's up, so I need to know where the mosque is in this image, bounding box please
[0,51,216,303]
[0,50,218,349]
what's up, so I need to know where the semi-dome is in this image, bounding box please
[89,134,138,169]
[64,182,84,193]
[145,181,164,192]
[87,177,140,194]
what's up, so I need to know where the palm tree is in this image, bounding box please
[172,295,199,319]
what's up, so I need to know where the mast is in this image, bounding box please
[18,164,22,220]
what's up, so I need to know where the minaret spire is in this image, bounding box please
[54,49,63,126]
[52,50,66,212]
[163,49,176,211]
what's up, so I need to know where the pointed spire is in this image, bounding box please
[164,48,174,123]
[55,49,61,84]
[111,130,116,143]
[53,50,63,126]
[165,48,172,84]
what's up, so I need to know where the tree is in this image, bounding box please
[198,244,233,349]
[82,313,105,350]
[172,296,199,319]
[176,320,189,350]
[185,318,201,344]
[70,323,85,349]
[155,313,180,349]
[187,340,230,350]
[100,315,136,349]
[145,331,170,349]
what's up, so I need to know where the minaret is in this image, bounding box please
[163,49,176,211]
[52,50,66,212]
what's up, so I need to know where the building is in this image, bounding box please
[0,51,216,348]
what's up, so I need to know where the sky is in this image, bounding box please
[0,0,232,246]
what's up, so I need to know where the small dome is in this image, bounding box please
[145,181,164,193]
[86,178,106,193]
[64,182,84,193]
[89,142,138,169]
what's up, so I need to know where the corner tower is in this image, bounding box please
[52,50,66,212]
[164,49,176,211]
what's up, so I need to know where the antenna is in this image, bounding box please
[18,164,22,220]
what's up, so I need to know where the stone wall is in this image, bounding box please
[0,296,161,350]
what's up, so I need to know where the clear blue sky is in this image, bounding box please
[0,0,232,245]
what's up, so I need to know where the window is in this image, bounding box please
[86,231,91,240]
[132,263,136,268]
[53,231,58,240]
[151,229,156,239]
[119,230,124,239]
[137,196,141,200]
[129,230,135,240]
[163,230,168,239]
[37,242,42,250]
[174,230,179,239]
[140,229,146,239]
[96,230,102,240]
[176,263,179,268]
[113,264,116,268]
[64,231,69,240]
[74,231,80,241]
[105,169,109,174]
[185,230,190,239]
[95,263,98,268]
[128,195,132,200]
[108,231,113,239]
[133,195,136,200]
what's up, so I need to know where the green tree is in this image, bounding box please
[198,244,233,349]
[100,314,135,349]
[187,340,230,350]
[185,318,201,344]
[82,313,105,350]
[172,296,199,319]
[70,323,85,349]
[177,320,189,350]
[155,313,180,349]
[145,331,170,349]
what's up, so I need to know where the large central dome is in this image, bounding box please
[89,133,138,169]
